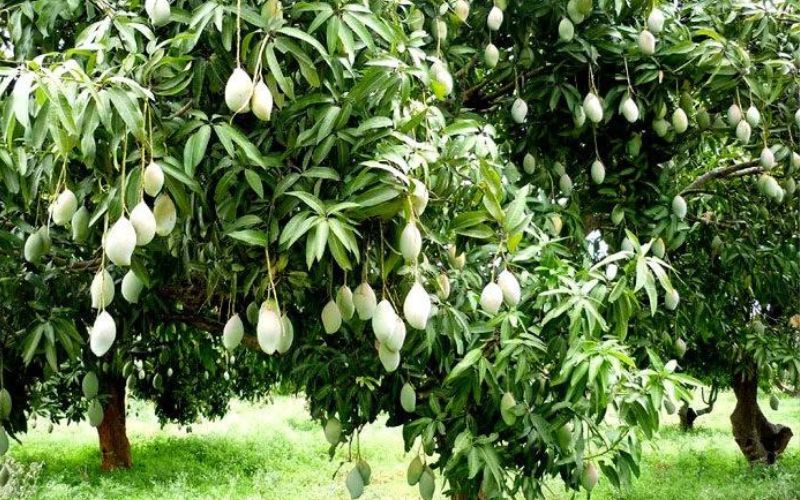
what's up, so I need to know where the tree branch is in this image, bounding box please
[681,160,760,194]
[728,166,763,178]
[161,312,261,351]
[156,281,262,351]
[696,385,719,417]
[461,66,550,109]
[52,255,102,272]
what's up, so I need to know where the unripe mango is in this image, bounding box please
[480,282,503,314]
[143,161,164,197]
[225,68,254,113]
[222,314,244,351]
[153,194,177,236]
[105,216,137,266]
[121,270,144,304]
[403,282,431,330]
[130,201,156,246]
[321,300,342,334]
[51,189,78,226]
[90,310,117,357]
[486,6,503,30]
[354,282,378,320]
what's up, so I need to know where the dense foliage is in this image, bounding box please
[0,0,797,498]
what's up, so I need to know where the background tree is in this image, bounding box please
[0,1,797,499]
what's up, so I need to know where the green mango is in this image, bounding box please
[88,399,104,427]
[0,426,9,456]
[82,372,99,399]
[0,388,11,419]
[407,456,424,485]
[556,424,573,450]
[345,466,364,499]
[356,459,371,485]
[324,417,342,445]
[400,383,416,413]
[418,467,436,500]
[0,463,9,486]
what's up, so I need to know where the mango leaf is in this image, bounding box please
[228,229,268,247]
[12,71,34,128]
[183,125,211,177]
[446,348,483,382]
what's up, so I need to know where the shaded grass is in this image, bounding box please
[6,392,800,499]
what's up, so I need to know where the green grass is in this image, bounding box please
[5,392,799,499]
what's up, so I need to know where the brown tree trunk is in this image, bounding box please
[730,371,793,464]
[451,493,485,500]
[97,377,132,470]
[679,395,715,431]
[679,403,698,431]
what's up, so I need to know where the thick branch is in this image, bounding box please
[681,160,760,194]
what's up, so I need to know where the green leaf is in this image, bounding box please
[342,12,375,51]
[634,255,648,292]
[160,160,202,193]
[457,224,494,239]
[228,229,268,246]
[183,125,211,177]
[316,105,341,143]
[278,26,330,61]
[275,38,321,87]
[313,219,329,262]
[287,190,326,214]
[12,71,34,128]
[214,123,277,169]
[327,231,352,270]
[644,273,658,316]
[22,324,44,365]
[244,169,264,198]
[265,43,294,99]
[106,87,143,140]
[355,116,393,135]
[482,189,504,223]
[280,210,315,248]
[446,348,483,382]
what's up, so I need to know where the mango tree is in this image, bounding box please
[0,0,796,499]
[450,1,800,462]
[447,0,800,466]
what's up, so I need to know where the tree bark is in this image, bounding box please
[679,404,715,431]
[679,386,718,431]
[679,403,698,431]
[451,492,485,500]
[97,377,132,470]
[730,371,793,464]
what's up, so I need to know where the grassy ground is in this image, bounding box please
[4,391,799,499]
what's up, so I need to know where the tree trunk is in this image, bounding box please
[97,377,132,470]
[679,391,716,432]
[679,403,698,431]
[730,371,793,464]
[451,493,485,500]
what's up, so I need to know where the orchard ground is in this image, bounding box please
[7,391,799,500]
